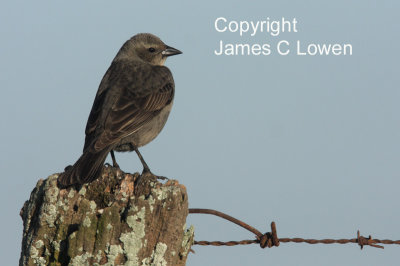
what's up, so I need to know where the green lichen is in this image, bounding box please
[93,204,120,252]
[50,223,69,262]
[68,211,98,259]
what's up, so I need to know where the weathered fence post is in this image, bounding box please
[19,166,194,265]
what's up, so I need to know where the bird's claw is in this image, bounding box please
[142,169,169,181]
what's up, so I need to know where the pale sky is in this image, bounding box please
[1,1,399,265]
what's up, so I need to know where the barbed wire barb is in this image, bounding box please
[189,208,400,249]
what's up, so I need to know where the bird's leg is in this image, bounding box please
[134,147,150,172]
[110,150,120,168]
[134,147,168,180]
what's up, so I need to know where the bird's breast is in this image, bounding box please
[114,101,173,151]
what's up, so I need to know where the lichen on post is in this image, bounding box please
[19,166,194,265]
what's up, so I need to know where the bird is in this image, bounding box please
[58,33,182,187]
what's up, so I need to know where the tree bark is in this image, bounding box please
[19,166,194,266]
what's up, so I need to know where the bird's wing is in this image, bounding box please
[83,64,114,151]
[84,60,175,152]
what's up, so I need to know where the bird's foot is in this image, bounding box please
[142,168,169,181]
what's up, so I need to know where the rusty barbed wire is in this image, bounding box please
[189,208,400,249]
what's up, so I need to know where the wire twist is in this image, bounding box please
[189,208,400,249]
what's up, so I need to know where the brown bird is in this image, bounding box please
[58,33,182,187]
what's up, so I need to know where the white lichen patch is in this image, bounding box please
[68,189,76,198]
[30,245,38,258]
[106,223,113,230]
[40,204,57,228]
[95,250,103,264]
[83,216,91,227]
[35,240,44,249]
[56,200,64,208]
[39,175,61,228]
[52,240,60,252]
[33,256,46,265]
[154,188,168,201]
[79,186,87,195]
[148,195,155,213]
[90,201,97,213]
[119,207,146,265]
[70,252,93,266]
[181,225,195,258]
[70,232,76,239]
[104,244,123,266]
[30,245,47,265]
[152,242,168,266]
[154,185,180,201]
[126,207,145,229]
[141,242,167,266]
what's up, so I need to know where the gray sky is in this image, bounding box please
[1,1,399,265]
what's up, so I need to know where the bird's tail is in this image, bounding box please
[58,148,110,187]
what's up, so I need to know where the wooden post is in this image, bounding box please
[19,166,194,265]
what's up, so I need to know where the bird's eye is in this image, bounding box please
[148,47,156,53]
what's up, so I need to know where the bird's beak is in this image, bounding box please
[162,45,182,57]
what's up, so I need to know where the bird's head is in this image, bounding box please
[117,33,182,65]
